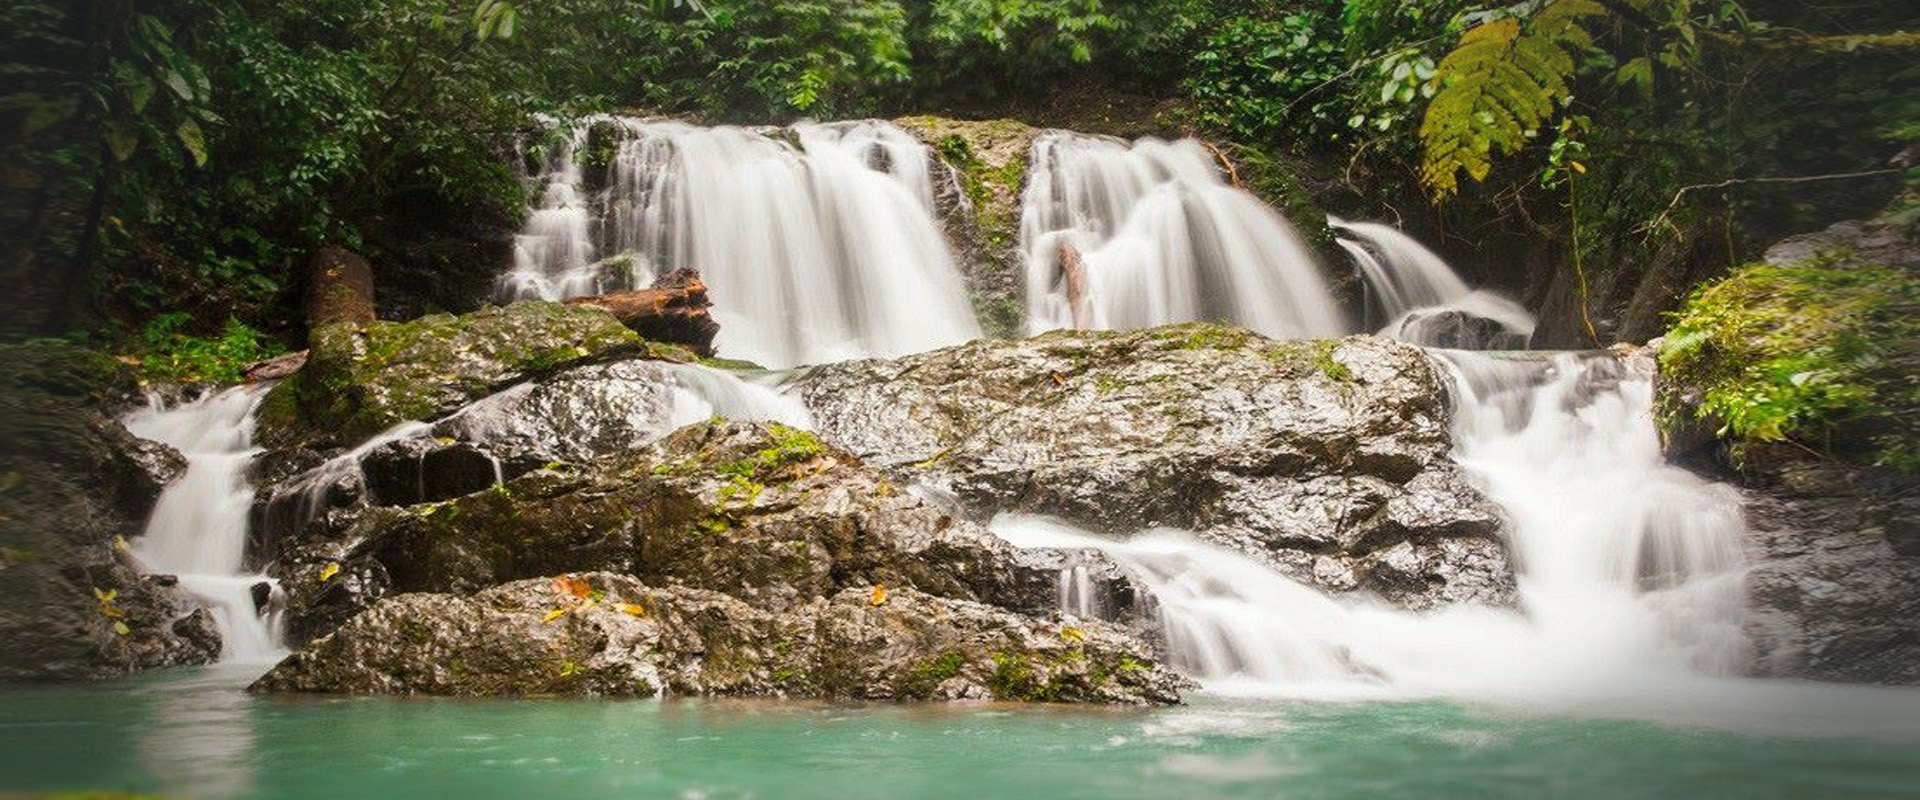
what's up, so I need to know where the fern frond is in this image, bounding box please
[1419,0,1606,197]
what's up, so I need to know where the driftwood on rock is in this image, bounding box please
[564,268,720,356]
[242,350,309,382]
[1058,240,1091,329]
[304,244,377,327]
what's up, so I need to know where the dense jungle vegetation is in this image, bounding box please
[3,0,1915,456]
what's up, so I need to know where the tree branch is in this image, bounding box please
[1640,168,1903,240]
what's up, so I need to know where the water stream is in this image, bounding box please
[987,346,1859,733]
[1331,218,1535,348]
[497,117,979,368]
[122,387,283,663]
[1020,133,1345,338]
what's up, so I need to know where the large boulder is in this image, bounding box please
[268,420,1059,646]
[256,300,688,448]
[251,572,1183,703]
[1739,449,1920,684]
[793,324,1513,611]
[0,342,221,680]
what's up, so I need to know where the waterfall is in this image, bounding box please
[496,116,980,368]
[991,348,1751,699]
[1019,132,1345,338]
[1331,218,1535,348]
[123,387,283,663]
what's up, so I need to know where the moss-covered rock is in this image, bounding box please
[1658,219,1920,686]
[258,301,688,447]
[895,116,1040,339]
[795,323,1513,611]
[252,572,1184,703]
[0,341,221,681]
[1657,253,1919,470]
[269,420,1060,646]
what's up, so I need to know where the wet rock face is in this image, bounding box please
[255,300,690,449]
[1739,451,1920,684]
[0,342,222,680]
[252,573,1185,703]
[251,332,709,567]
[268,420,1060,649]
[794,325,1515,609]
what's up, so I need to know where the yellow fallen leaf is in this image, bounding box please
[542,608,567,623]
[93,587,116,603]
[616,603,645,617]
[870,584,887,606]
[317,562,340,582]
[1061,626,1084,643]
[112,621,131,636]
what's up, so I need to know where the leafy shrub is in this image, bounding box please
[1659,257,1920,469]
[134,312,286,384]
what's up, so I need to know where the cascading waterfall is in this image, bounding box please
[1019,132,1345,339]
[123,387,283,663]
[496,116,980,368]
[992,348,1752,700]
[1330,218,1536,348]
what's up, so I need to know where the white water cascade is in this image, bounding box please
[1331,218,1535,348]
[123,387,283,663]
[993,349,1755,705]
[496,117,980,368]
[1019,133,1346,338]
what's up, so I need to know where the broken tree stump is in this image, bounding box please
[564,268,720,356]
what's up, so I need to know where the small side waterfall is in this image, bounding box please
[123,387,283,663]
[1331,218,1535,348]
[497,116,980,368]
[1019,133,1345,339]
[992,348,1752,698]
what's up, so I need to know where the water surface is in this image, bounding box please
[4,667,1917,800]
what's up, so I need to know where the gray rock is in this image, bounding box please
[268,420,1061,647]
[794,324,1515,608]
[0,342,223,680]
[1740,452,1920,684]
[252,572,1185,704]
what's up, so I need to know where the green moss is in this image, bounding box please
[1659,255,1920,469]
[712,423,828,484]
[894,649,967,699]
[986,651,1066,702]
[1153,322,1256,351]
[266,302,658,444]
[697,356,768,371]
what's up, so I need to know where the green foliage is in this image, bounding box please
[1659,257,1920,469]
[1418,0,1604,197]
[133,313,284,384]
[715,424,830,482]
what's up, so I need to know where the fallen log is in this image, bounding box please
[242,350,309,383]
[564,269,720,356]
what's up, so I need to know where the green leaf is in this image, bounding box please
[176,119,207,167]
[127,79,155,114]
[105,122,139,161]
